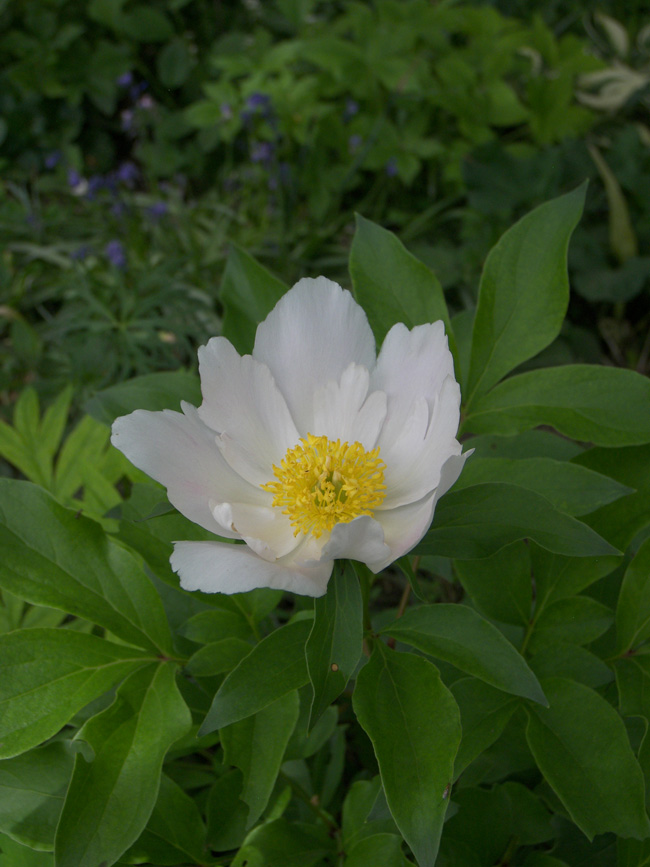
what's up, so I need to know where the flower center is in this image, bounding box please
[261,433,386,538]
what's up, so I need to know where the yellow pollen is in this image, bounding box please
[261,433,386,538]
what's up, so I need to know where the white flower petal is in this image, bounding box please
[372,451,472,571]
[253,278,376,433]
[197,337,299,485]
[380,376,462,509]
[210,500,299,561]
[372,321,456,451]
[111,403,263,536]
[171,540,333,597]
[312,363,387,450]
[319,515,391,567]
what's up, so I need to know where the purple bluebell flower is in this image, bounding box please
[45,150,61,170]
[116,161,139,187]
[105,240,127,269]
[71,245,90,261]
[246,92,271,111]
[121,109,135,132]
[146,201,168,220]
[385,157,398,177]
[117,71,133,88]
[137,94,155,111]
[220,102,233,120]
[129,81,148,100]
[344,98,359,121]
[86,174,106,199]
[250,141,274,164]
[67,169,83,188]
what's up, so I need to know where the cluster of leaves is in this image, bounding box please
[1,187,650,865]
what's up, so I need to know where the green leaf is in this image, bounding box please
[231,818,334,867]
[120,773,207,866]
[349,214,453,346]
[417,483,619,559]
[383,604,546,704]
[450,678,519,778]
[525,677,650,840]
[157,38,191,88]
[528,596,613,652]
[221,691,300,827]
[352,643,461,867]
[530,545,620,611]
[220,244,288,355]
[38,385,73,465]
[0,742,72,850]
[85,370,201,426]
[0,832,53,866]
[454,456,632,516]
[206,769,248,851]
[200,618,312,734]
[464,365,650,446]
[0,628,150,759]
[306,560,363,728]
[0,481,173,654]
[616,538,650,654]
[54,662,191,867]
[455,541,532,626]
[344,834,406,867]
[186,637,253,677]
[466,184,586,406]
[529,642,612,689]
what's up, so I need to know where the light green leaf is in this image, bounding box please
[220,244,288,355]
[221,691,300,827]
[353,643,461,867]
[454,456,632,515]
[186,637,252,677]
[120,773,207,866]
[344,833,406,867]
[450,678,519,778]
[0,628,151,760]
[54,662,191,867]
[417,483,619,559]
[200,618,312,734]
[0,832,53,866]
[464,365,650,446]
[525,677,650,840]
[466,184,585,406]
[0,481,173,654]
[0,742,72,850]
[349,214,453,346]
[616,538,650,654]
[306,560,363,728]
[383,604,546,704]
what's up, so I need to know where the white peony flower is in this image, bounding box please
[111,278,469,597]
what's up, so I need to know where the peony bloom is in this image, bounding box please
[111,278,469,597]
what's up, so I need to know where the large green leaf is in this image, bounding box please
[305,560,363,728]
[528,596,613,653]
[466,184,585,406]
[120,773,207,866]
[530,545,621,613]
[231,818,334,867]
[0,742,72,850]
[450,678,519,778]
[454,456,632,516]
[455,541,532,626]
[464,365,650,446]
[616,538,650,654]
[54,662,191,867]
[0,481,173,654]
[220,244,288,354]
[85,370,201,426]
[221,690,300,827]
[200,618,312,734]
[416,482,619,559]
[382,604,546,704]
[353,643,461,867]
[0,628,150,759]
[349,214,452,345]
[525,677,650,840]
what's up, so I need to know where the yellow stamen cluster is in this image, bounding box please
[261,433,386,538]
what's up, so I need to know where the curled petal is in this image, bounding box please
[312,362,387,451]
[318,515,391,569]
[111,403,264,536]
[253,277,376,434]
[171,540,333,597]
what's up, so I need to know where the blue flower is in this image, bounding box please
[45,151,61,170]
[146,201,168,220]
[220,102,233,120]
[117,72,133,88]
[71,245,90,261]
[385,157,398,177]
[105,240,127,269]
[349,134,363,154]
[344,98,359,121]
[67,169,83,188]
[250,141,274,164]
[115,161,139,188]
[246,92,271,111]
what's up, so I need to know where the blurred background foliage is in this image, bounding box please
[1,0,649,415]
